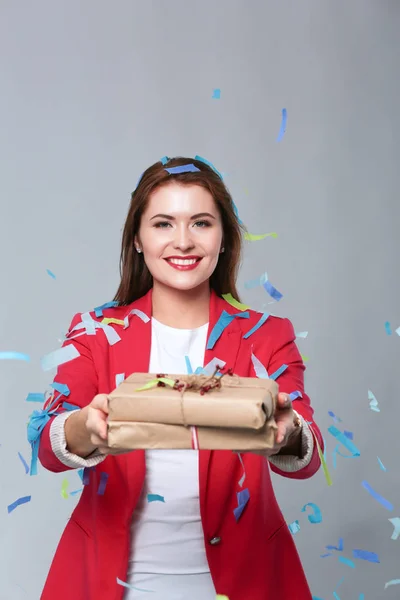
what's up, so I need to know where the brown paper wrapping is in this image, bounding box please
[107,372,278,451]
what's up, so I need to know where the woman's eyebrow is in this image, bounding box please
[150,212,216,221]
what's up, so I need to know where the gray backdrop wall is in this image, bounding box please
[1,1,399,599]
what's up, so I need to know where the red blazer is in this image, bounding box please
[38,289,323,600]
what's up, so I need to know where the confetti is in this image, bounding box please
[8,495,31,513]
[343,430,353,440]
[301,502,322,524]
[206,310,249,350]
[135,377,175,392]
[251,352,269,378]
[388,517,400,540]
[328,426,360,456]
[70,489,83,496]
[384,579,400,590]
[116,577,155,592]
[244,273,268,289]
[300,354,309,362]
[46,269,56,279]
[296,331,308,339]
[237,452,246,487]
[385,321,392,335]
[269,364,288,381]
[94,301,119,317]
[362,481,393,511]
[243,312,269,339]
[18,452,29,474]
[165,164,200,174]
[216,596,230,600]
[185,356,193,374]
[313,433,332,486]
[25,393,45,402]
[222,293,250,311]
[326,538,344,552]
[288,520,300,535]
[61,479,69,499]
[50,382,70,397]
[328,411,342,423]
[368,389,380,412]
[233,488,250,521]
[0,352,30,362]
[263,277,283,302]
[396,326,400,336]
[102,317,125,326]
[124,308,150,326]
[115,373,125,386]
[194,155,223,179]
[289,390,303,401]
[377,457,387,471]
[160,156,169,165]
[352,549,380,563]
[196,357,226,376]
[147,494,165,503]
[276,108,287,142]
[97,472,109,496]
[244,232,278,242]
[40,344,80,372]
[212,88,221,99]
[338,556,355,568]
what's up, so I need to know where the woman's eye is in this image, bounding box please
[154,222,172,228]
[193,220,211,228]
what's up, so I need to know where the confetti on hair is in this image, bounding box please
[0,352,30,362]
[222,293,250,311]
[362,480,393,511]
[244,232,277,242]
[97,472,109,496]
[206,310,250,350]
[232,200,244,225]
[116,577,155,592]
[385,321,392,335]
[288,520,300,534]
[276,108,287,142]
[160,156,169,165]
[352,549,380,563]
[194,155,223,179]
[384,579,400,590]
[243,312,269,339]
[233,488,250,521]
[94,301,119,318]
[25,392,45,403]
[8,495,31,513]
[269,364,288,381]
[147,494,165,503]
[18,452,29,474]
[46,269,56,279]
[40,344,80,372]
[212,88,221,99]
[61,478,69,499]
[338,556,355,568]
[165,164,200,174]
[389,517,400,540]
[368,389,380,412]
[328,426,360,456]
[301,502,322,524]
[377,457,387,472]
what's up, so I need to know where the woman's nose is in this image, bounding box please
[173,226,195,250]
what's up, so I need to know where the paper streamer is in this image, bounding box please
[288,520,301,535]
[377,457,387,472]
[116,577,155,593]
[147,494,165,503]
[385,321,392,335]
[313,432,332,486]
[0,352,30,362]
[25,393,45,403]
[124,308,150,327]
[206,310,250,350]
[269,364,288,381]
[328,426,360,456]
[301,502,322,524]
[368,389,380,412]
[251,352,269,378]
[97,472,109,496]
[352,549,380,563]
[388,517,400,540]
[222,293,250,311]
[263,278,283,301]
[18,452,29,474]
[212,88,221,99]
[102,317,125,327]
[244,232,278,241]
[165,164,200,174]
[7,495,31,513]
[61,479,69,499]
[338,556,355,568]
[41,344,80,372]
[362,480,393,511]
[276,108,287,142]
[51,382,70,397]
[384,579,400,590]
[94,301,119,318]
[243,312,269,339]
[233,488,250,521]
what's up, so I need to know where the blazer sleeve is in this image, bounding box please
[38,313,100,473]
[263,317,324,480]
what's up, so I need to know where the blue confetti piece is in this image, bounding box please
[165,164,200,174]
[233,488,250,521]
[326,538,344,552]
[385,321,392,335]
[194,155,223,179]
[185,356,193,374]
[8,495,31,513]
[82,467,94,486]
[276,108,287,142]
[18,452,29,474]
[362,481,393,511]
[50,382,70,397]
[289,390,303,401]
[46,269,56,279]
[25,393,45,403]
[160,156,169,165]
[333,593,341,600]
[97,472,109,496]
[61,401,79,411]
[343,430,353,440]
[328,426,360,456]
[288,520,300,534]
[320,553,332,558]
[377,456,387,471]
[94,301,119,318]
[147,494,165,503]
[212,88,221,99]
[232,200,244,225]
[263,279,283,301]
[328,410,342,423]
[243,312,269,339]
[0,352,30,362]
[301,502,322,524]
[206,310,250,350]
[269,364,288,381]
[338,556,355,568]
[352,549,380,563]
[77,468,84,482]
[70,489,83,496]
[312,597,324,600]
[368,389,380,412]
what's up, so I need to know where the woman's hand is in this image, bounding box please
[85,394,128,456]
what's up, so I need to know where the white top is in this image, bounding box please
[49,316,314,600]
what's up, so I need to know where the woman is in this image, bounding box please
[36,156,323,600]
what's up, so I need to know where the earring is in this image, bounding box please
[220,247,225,253]
[136,247,142,254]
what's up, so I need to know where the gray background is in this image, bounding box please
[0,1,399,598]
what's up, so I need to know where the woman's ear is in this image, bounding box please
[134,237,142,253]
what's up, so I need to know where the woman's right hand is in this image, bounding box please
[85,394,129,456]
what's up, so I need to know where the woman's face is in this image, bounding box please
[136,182,224,293]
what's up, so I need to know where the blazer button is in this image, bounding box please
[209,536,221,546]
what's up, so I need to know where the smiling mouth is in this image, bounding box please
[164,258,202,266]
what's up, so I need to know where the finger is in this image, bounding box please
[276,421,287,444]
[277,393,291,409]
[87,410,108,440]
[91,394,109,414]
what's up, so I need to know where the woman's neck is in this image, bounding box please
[151,282,210,329]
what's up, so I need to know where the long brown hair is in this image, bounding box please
[113,156,245,305]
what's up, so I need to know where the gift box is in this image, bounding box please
[107,372,278,451]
